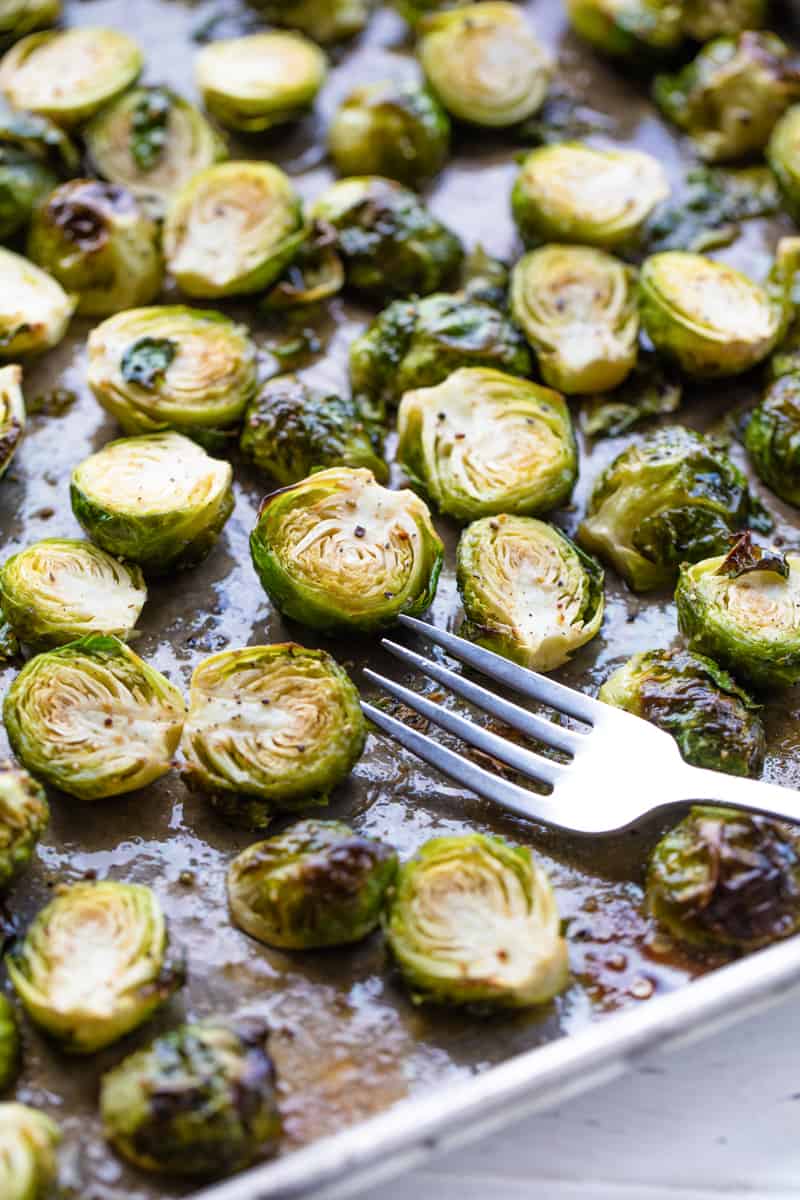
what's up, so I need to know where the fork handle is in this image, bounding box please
[681,763,800,825]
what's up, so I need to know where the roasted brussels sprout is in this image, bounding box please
[0,246,74,358]
[71,433,234,573]
[512,142,669,250]
[564,0,683,62]
[457,515,604,670]
[398,367,578,520]
[681,0,766,43]
[599,648,765,776]
[100,1018,280,1176]
[0,764,47,891]
[676,537,800,688]
[647,806,800,949]
[577,426,767,592]
[0,1103,60,1200]
[27,180,162,317]
[0,996,18,1091]
[653,32,800,163]
[251,0,370,42]
[164,161,305,299]
[328,80,449,187]
[745,374,800,506]
[386,833,569,1007]
[240,375,387,485]
[0,28,143,128]
[4,634,185,799]
[250,467,443,634]
[0,101,78,240]
[767,104,800,224]
[0,365,24,478]
[196,32,326,134]
[349,292,531,418]
[0,1,60,50]
[418,3,552,128]
[309,176,462,300]
[510,245,638,394]
[7,881,184,1053]
[638,239,800,378]
[228,819,397,948]
[0,539,146,648]
[87,306,256,442]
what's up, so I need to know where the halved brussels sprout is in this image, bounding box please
[512,142,669,249]
[457,515,604,670]
[0,1,60,50]
[100,1018,280,1176]
[0,28,143,128]
[578,426,766,592]
[309,176,463,300]
[0,539,146,648]
[349,292,531,418]
[0,764,47,891]
[196,32,326,134]
[676,537,800,688]
[250,467,443,634]
[0,247,74,359]
[564,0,683,62]
[26,180,162,317]
[745,374,800,506]
[328,80,449,187]
[251,0,370,42]
[638,240,800,378]
[510,245,638,395]
[71,433,234,573]
[599,648,765,776]
[397,367,578,520]
[7,881,184,1053]
[0,101,78,239]
[163,161,305,299]
[181,644,366,828]
[228,819,397,948]
[386,833,569,1007]
[240,375,387,485]
[767,104,800,223]
[3,634,185,799]
[0,1103,60,1200]
[653,32,800,163]
[0,996,18,1092]
[681,0,766,42]
[647,806,800,949]
[0,365,24,478]
[418,2,552,128]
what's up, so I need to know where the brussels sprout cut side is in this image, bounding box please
[228,819,398,948]
[8,881,185,1054]
[164,162,305,299]
[71,433,234,573]
[745,374,800,506]
[328,80,450,187]
[647,806,800,949]
[565,0,683,62]
[250,467,444,634]
[196,32,326,133]
[0,246,74,359]
[0,28,143,127]
[0,1102,60,1200]
[4,634,185,800]
[386,833,569,1007]
[181,644,366,828]
[0,996,18,1092]
[101,1019,280,1176]
[0,365,24,478]
[418,2,552,128]
[0,763,48,891]
[397,367,578,520]
[599,648,765,777]
[510,245,638,394]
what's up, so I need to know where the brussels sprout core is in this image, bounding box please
[0,365,24,478]
[0,996,18,1092]
[329,80,450,187]
[565,0,683,61]
[197,32,326,133]
[0,763,48,891]
[0,1103,60,1200]
[0,246,74,358]
[745,374,800,506]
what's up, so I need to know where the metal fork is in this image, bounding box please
[361,614,800,835]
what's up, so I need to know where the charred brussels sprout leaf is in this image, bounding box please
[71,433,234,573]
[310,176,463,300]
[240,375,387,485]
[0,246,74,359]
[8,881,184,1053]
[27,180,162,317]
[564,0,683,62]
[0,764,48,891]
[164,161,305,299]
[510,245,638,395]
[398,367,578,520]
[745,374,800,506]
[418,2,552,128]
[647,806,800,948]
[3,635,185,799]
[578,426,766,592]
[248,0,370,43]
[0,1103,60,1200]
[681,0,766,43]
[328,80,449,187]
[599,648,765,776]
[0,1,60,50]
[386,833,569,1007]
[100,1018,280,1176]
[0,365,24,478]
[579,351,682,437]
[250,466,443,634]
[0,28,143,128]
[196,31,326,133]
[717,529,788,580]
[0,996,18,1092]
[228,819,397,948]
[457,515,604,670]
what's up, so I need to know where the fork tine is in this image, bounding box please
[380,638,581,755]
[397,614,600,724]
[363,669,565,787]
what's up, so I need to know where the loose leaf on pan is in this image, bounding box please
[643,165,782,254]
[579,351,682,437]
[716,530,789,580]
[121,337,178,390]
[518,87,615,146]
